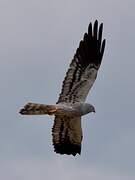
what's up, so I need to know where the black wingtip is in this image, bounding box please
[100,39,106,59]
[54,143,81,156]
[94,20,98,28]
[88,22,92,38]
[93,20,98,39]
[95,19,98,24]
[98,23,103,45]
[81,20,105,67]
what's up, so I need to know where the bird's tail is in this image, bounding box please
[19,102,57,115]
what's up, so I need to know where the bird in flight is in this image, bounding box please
[20,20,106,156]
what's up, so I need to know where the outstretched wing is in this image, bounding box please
[57,20,106,103]
[52,115,82,156]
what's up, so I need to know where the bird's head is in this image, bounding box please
[81,103,95,115]
[87,104,96,113]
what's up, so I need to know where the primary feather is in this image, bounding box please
[57,20,105,104]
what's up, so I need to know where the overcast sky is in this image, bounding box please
[0,0,135,179]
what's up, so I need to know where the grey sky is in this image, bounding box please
[0,0,135,179]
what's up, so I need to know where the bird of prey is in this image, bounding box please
[20,20,106,156]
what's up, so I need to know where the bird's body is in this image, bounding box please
[20,102,95,116]
[20,20,106,156]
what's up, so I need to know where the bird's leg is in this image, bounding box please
[47,107,58,115]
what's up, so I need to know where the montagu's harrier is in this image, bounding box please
[20,20,106,156]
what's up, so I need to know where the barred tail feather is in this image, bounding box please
[19,102,57,115]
